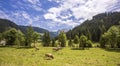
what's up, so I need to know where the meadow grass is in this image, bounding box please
[0,46,120,66]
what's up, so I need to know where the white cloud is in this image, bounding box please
[22,0,42,11]
[44,0,119,29]
[21,12,32,24]
[44,13,56,20]
[28,0,39,4]
[0,10,9,19]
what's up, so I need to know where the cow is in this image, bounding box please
[53,47,62,51]
[35,47,39,51]
[45,53,54,59]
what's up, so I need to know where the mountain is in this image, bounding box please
[0,19,58,38]
[19,26,58,38]
[66,12,120,42]
[0,19,19,33]
[19,25,49,33]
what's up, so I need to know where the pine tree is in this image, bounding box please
[79,35,88,49]
[33,32,40,47]
[58,31,67,47]
[15,30,25,47]
[42,32,51,47]
[25,26,34,47]
[0,33,2,41]
[68,39,73,47]
[52,39,55,47]
[73,35,79,44]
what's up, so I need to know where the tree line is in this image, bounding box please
[0,26,40,48]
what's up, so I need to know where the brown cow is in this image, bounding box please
[35,47,39,51]
[53,47,62,51]
[45,53,54,59]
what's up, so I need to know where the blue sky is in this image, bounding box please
[0,0,120,32]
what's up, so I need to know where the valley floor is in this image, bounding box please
[0,46,120,66]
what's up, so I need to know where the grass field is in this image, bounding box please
[0,46,120,66]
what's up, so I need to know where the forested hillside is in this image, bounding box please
[0,19,19,33]
[67,12,120,42]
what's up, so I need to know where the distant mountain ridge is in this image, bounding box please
[0,19,58,38]
[19,25,49,33]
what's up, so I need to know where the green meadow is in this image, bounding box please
[0,46,120,66]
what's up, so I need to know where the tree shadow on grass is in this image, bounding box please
[0,45,34,49]
[16,46,34,49]
[102,48,120,52]
[71,47,88,50]
[0,45,14,48]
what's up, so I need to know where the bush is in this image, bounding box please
[86,40,92,48]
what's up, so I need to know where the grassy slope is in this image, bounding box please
[0,46,120,66]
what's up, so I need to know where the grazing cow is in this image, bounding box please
[53,47,59,51]
[58,47,62,50]
[45,53,54,59]
[53,47,62,51]
[35,47,39,51]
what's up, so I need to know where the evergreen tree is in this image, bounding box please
[33,32,40,47]
[58,31,67,47]
[79,35,88,49]
[73,35,79,44]
[0,33,2,41]
[15,30,25,47]
[117,36,120,48]
[52,39,55,47]
[68,39,73,47]
[42,32,51,47]
[25,26,34,47]
[99,34,107,48]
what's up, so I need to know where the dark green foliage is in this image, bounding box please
[67,12,120,42]
[15,30,25,47]
[86,40,92,48]
[3,28,24,46]
[100,25,120,48]
[73,35,79,44]
[25,26,34,47]
[3,28,18,45]
[99,34,107,48]
[33,32,40,47]
[107,26,119,48]
[79,35,93,49]
[42,32,51,47]
[58,31,67,47]
[117,36,120,48]
[0,33,2,41]
[79,35,88,49]
[68,39,73,47]
[52,39,55,47]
